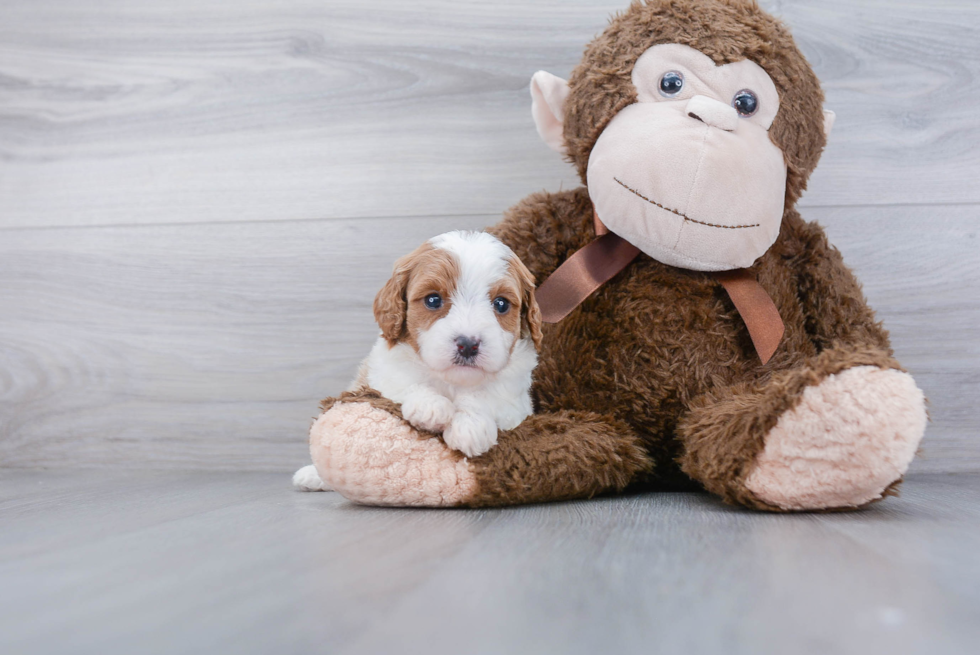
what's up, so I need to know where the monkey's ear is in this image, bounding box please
[823,109,836,139]
[530,71,570,154]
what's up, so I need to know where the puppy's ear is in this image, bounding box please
[513,256,543,351]
[374,249,418,345]
[523,287,544,351]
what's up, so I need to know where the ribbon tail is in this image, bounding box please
[536,233,640,323]
[713,269,784,364]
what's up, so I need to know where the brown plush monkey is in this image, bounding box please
[306,0,926,511]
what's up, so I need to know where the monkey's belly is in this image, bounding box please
[533,263,757,441]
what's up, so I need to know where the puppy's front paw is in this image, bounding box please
[443,411,498,458]
[401,394,456,433]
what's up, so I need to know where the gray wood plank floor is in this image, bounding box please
[1,470,978,655]
[1,0,979,472]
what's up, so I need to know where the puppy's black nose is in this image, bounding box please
[455,336,480,359]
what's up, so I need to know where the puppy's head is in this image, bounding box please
[373,231,542,386]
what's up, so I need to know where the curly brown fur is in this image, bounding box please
[466,411,653,507]
[563,0,826,206]
[787,214,893,351]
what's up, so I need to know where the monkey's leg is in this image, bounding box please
[309,389,651,507]
[677,346,927,511]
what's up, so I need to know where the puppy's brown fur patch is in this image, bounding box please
[510,256,544,351]
[403,250,459,352]
[489,278,521,336]
[373,243,460,352]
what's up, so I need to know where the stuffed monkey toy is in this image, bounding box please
[307,0,927,511]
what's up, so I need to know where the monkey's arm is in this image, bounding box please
[309,388,651,507]
[676,213,926,511]
[487,187,595,283]
[783,211,892,353]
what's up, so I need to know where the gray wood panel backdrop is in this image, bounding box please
[1,0,978,473]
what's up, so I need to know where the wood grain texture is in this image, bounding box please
[0,0,977,473]
[1,206,976,472]
[1,470,979,654]
[0,214,490,470]
[1,0,978,229]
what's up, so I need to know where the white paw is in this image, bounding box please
[292,464,333,492]
[745,367,926,510]
[402,394,456,433]
[443,411,498,458]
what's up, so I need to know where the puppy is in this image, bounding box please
[293,230,542,491]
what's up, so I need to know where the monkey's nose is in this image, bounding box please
[686,95,738,132]
[455,336,481,359]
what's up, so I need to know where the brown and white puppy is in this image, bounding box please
[293,230,542,490]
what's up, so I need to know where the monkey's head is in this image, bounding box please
[531,0,834,271]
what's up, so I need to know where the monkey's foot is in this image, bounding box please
[309,402,477,507]
[745,366,927,510]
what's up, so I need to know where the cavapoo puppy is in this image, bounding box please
[294,230,542,491]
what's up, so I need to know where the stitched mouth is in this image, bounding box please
[613,177,760,230]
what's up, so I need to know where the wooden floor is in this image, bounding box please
[1,470,978,655]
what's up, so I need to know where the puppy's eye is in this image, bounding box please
[423,293,443,310]
[733,90,759,117]
[492,297,511,314]
[659,71,684,98]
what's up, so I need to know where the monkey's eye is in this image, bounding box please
[423,293,443,310]
[658,71,684,97]
[492,297,511,314]
[733,90,759,117]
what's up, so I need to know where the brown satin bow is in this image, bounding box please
[535,210,784,364]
